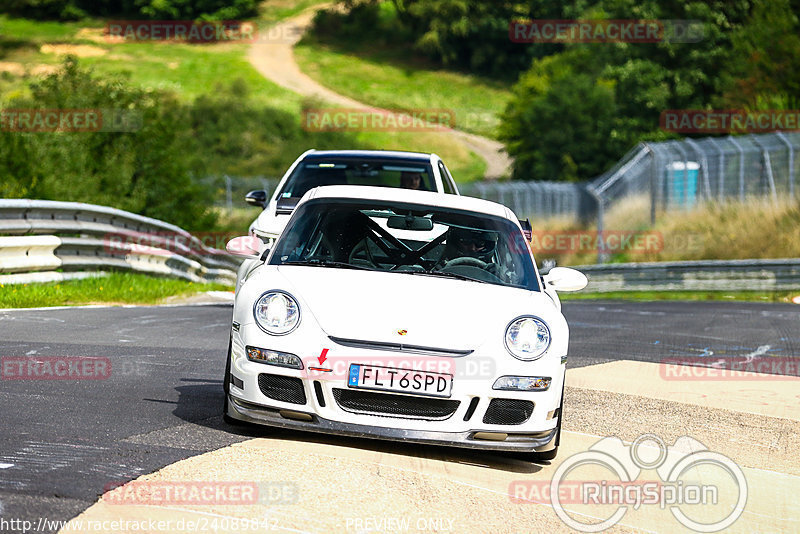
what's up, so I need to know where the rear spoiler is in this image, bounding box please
[519,218,532,241]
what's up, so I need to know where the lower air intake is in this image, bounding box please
[258,374,307,405]
[482,398,534,425]
[333,389,459,420]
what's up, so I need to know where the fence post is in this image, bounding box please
[587,186,606,264]
[685,138,711,199]
[776,132,795,197]
[727,136,745,201]
[225,175,233,215]
[751,136,778,202]
[643,143,657,225]
[707,137,725,201]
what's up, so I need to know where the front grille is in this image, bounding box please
[258,374,307,405]
[482,399,534,425]
[333,388,459,420]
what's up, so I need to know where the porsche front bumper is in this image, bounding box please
[227,394,558,453]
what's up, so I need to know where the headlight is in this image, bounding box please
[253,291,300,335]
[246,346,303,369]
[504,316,550,361]
[493,376,551,391]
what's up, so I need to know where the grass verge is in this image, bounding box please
[1,12,487,182]
[560,290,800,303]
[0,272,233,308]
[294,41,511,139]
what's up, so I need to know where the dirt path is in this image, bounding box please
[246,7,512,178]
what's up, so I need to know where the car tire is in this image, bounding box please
[528,383,564,462]
[222,336,249,427]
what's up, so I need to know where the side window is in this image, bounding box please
[437,162,457,194]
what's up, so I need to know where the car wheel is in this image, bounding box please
[222,336,248,427]
[528,384,564,462]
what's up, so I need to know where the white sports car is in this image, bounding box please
[224,186,586,461]
[244,149,460,244]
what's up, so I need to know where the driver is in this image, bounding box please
[437,226,501,274]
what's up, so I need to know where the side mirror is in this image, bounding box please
[245,190,267,208]
[226,236,264,259]
[543,267,587,292]
[519,218,532,241]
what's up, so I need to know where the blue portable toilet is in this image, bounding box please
[666,162,699,208]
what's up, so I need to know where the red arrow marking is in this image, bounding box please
[317,348,329,365]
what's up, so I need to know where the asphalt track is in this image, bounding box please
[0,301,798,532]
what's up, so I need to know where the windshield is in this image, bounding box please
[277,157,435,200]
[269,199,540,291]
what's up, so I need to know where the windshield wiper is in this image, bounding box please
[403,269,490,284]
[282,259,376,271]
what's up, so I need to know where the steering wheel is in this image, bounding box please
[444,256,488,269]
[348,239,378,267]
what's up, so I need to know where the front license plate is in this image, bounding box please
[347,364,453,398]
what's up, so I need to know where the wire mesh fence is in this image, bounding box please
[591,132,800,214]
[588,131,800,261]
[458,181,588,221]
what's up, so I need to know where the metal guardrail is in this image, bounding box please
[573,258,800,292]
[0,199,240,285]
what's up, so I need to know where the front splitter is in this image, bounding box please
[227,395,558,453]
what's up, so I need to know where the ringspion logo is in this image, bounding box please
[513,434,747,532]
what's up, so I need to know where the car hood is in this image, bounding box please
[270,266,552,351]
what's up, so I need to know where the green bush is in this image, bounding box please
[0,57,217,229]
[0,58,361,230]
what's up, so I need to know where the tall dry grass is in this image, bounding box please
[529,196,800,265]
